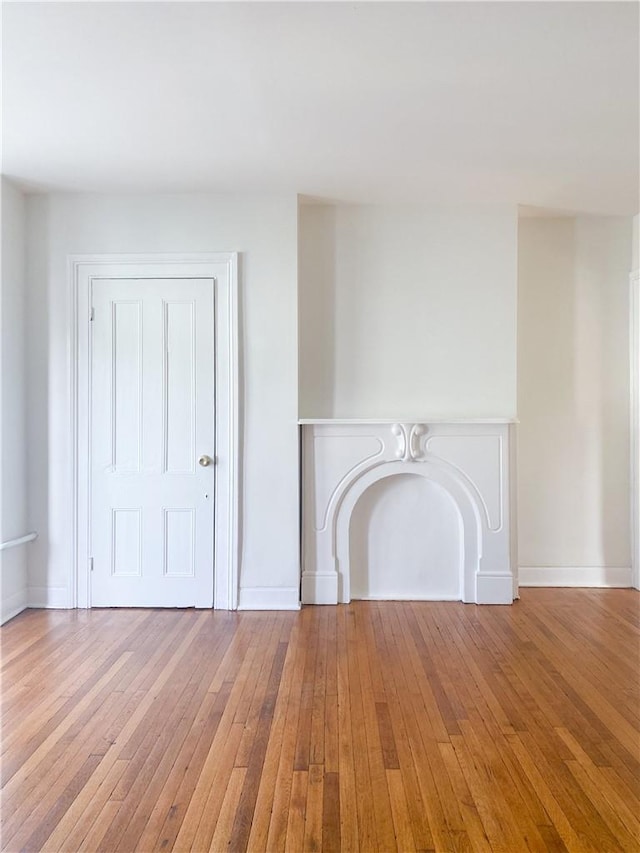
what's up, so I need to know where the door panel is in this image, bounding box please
[90,278,215,607]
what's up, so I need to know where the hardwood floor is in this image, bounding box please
[1,590,638,852]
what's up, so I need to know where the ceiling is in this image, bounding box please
[2,1,638,214]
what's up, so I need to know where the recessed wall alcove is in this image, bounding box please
[300,420,516,605]
[350,473,463,600]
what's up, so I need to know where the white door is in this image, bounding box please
[90,277,215,607]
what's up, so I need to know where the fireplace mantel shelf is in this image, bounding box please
[298,417,518,425]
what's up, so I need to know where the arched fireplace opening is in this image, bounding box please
[349,473,463,600]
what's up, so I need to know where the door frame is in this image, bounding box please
[69,253,239,609]
[631,269,639,590]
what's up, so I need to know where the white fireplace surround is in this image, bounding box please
[300,420,517,605]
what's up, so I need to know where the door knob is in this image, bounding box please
[198,455,214,467]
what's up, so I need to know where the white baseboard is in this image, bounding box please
[28,586,70,608]
[519,566,633,588]
[1,588,29,625]
[237,586,301,611]
[352,593,460,601]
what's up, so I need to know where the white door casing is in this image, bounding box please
[631,270,640,590]
[71,255,239,610]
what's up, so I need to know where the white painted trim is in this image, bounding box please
[519,567,633,588]
[0,532,37,551]
[509,423,519,599]
[237,587,301,611]
[70,253,240,610]
[1,589,28,625]
[298,418,518,425]
[27,586,69,609]
[631,270,639,590]
[301,572,339,606]
[352,594,461,602]
[476,573,514,604]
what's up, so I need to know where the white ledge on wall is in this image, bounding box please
[300,420,516,606]
[0,532,38,551]
[299,417,518,425]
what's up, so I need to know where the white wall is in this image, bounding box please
[1,179,29,623]
[18,195,635,606]
[299,204,518,418]
[518,216,632,585]
[631,213,639,590]
[25,193,299,608]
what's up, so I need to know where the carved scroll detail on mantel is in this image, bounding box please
[391,423,426,462]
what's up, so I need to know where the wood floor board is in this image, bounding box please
[1,618,144,751]
[131,689,219,851]
[1,591,638,852]
[36,614,209,851]
[244,645,299,851]
[376,607,435,852]
[261,619,308,853]
[48,757,131,853]
[104,689,208,849]
[383,607,458,850]
[345,608,379,852]
[210,766,248,852]
[597,741,640,803]
[1,689,133,840]
[457,714,550,851]
[302,763,324,852]
[335,607,359,853]
[309,608,329,768]
[174,721,245,852]
[357,610,398,852]
[512,725,621,848]
[131,627,242,851]
[171,642,264,849]
[77,799,122,853]
[284,769,308,852]
[227,637,290,852]
[144,684,231,850]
